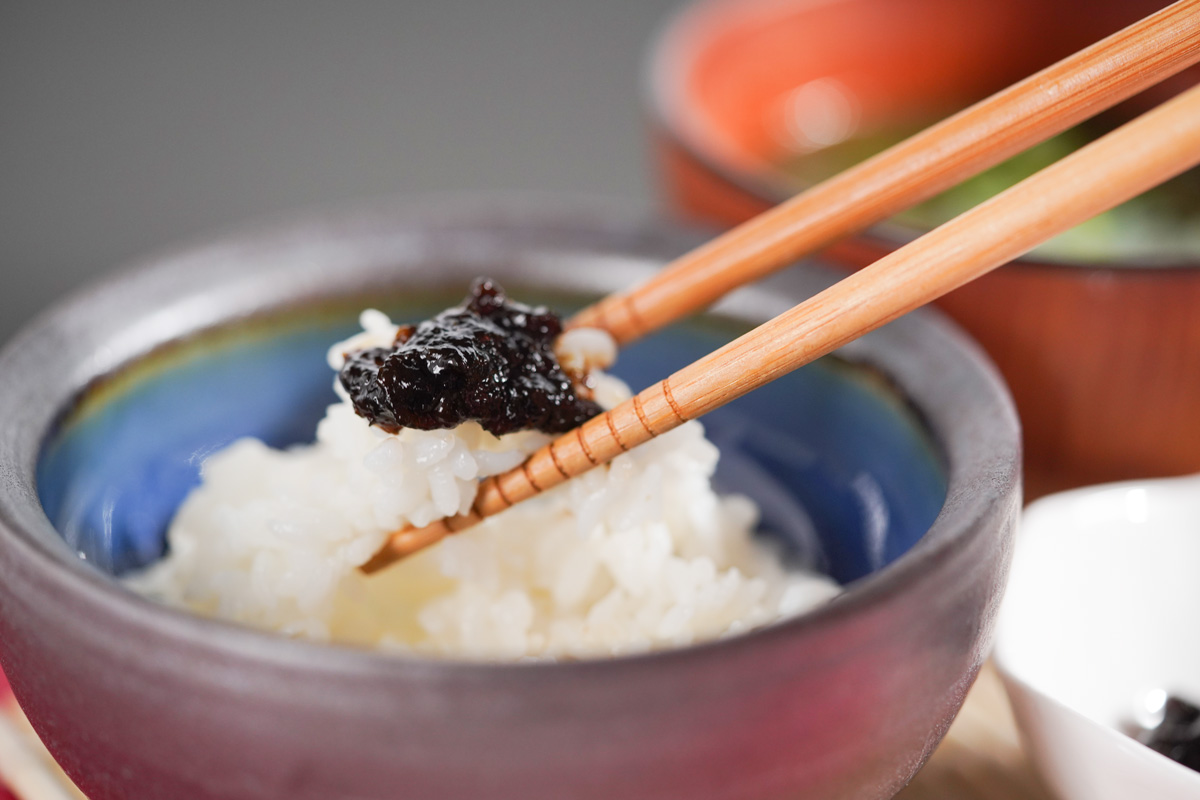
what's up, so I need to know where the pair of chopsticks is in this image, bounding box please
[362,0,1200,574]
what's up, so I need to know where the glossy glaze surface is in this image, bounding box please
[37,298,946,584]
[0,199,1019,799]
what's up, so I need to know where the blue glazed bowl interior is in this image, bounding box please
[36,289,947,587]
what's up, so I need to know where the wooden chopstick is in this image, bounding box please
[568,0,1200,345]
[361,81,1200,573]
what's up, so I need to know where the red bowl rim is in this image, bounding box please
[642,0,1200,273]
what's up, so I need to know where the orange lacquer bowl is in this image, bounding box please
[647,0,1200,498]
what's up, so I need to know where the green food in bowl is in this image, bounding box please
[780,118,1200,264]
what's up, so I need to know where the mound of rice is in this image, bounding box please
[127,311,839,659]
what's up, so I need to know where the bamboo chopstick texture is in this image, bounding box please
[569,0,1200,345]
[363,4,1200,571]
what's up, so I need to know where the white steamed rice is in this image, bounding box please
[126,310,839,659]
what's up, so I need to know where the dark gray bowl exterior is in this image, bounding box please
[0,197,1020,800]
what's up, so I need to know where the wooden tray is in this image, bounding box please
[899,662,1053,800]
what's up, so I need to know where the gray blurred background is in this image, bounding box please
[0,1,682,345]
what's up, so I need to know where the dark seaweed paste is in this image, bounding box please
[1138,695,1200,772]
[339,278,601,436]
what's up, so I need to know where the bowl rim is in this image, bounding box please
[994,472,1200,792]
[997,664,1200,792]
[642,0,1200,272]
[988,472,1200,791]
[0,193,1020,678]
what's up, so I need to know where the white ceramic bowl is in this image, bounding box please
[995,474,1200,799]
